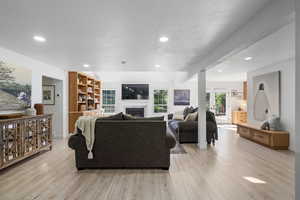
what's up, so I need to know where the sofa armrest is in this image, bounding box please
[168,113,174,120]
[166,131,176,149]
[68,134,86,150]
[178,121,198,132]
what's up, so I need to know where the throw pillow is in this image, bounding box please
[173,110,184,120]
[173,113,184,120]
[184,112,198,121]
[183,106,194,119]
[268,115,281,131]
[261,121,270,130]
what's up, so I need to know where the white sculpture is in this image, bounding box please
[254,83,271,121]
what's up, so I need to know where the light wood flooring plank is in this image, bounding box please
[0,127,294,200]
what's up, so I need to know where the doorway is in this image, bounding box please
[215,92,226,116]
[207,90,230,124]
[42,76,63,139]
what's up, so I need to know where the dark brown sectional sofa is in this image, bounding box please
[168,109,218,144]
[68,114,176,170]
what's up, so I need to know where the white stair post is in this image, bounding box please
[198,70,207,149]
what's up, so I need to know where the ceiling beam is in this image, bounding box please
[185,0,295,79]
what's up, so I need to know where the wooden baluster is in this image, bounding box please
[4,124,9,164]
[49,116,52,150]
[0,122,3,168]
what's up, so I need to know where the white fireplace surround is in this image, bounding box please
[122,103,148,116]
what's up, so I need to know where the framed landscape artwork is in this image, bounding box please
[174,89,190,106]
[0,60,32,112]
[43,85,55,105]
[253,71,280,121]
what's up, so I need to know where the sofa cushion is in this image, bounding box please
[141,116,164,121]
[123,114,164,121]
[97,112,124,121]
[184,112,198,121]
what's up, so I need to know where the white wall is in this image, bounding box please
[99,71,245,123]
[0,46,68,138]
[295,0,300,198]
[102,81,198,118]
[207,81,243,90]
[97,71,198,117]
[247,58,295,151]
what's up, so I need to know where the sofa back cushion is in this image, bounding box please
[93,121,168,166]
[97,112,124,121]
[123,113,164,121]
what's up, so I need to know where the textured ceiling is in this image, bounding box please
[207,22,295,82]
[0,0,271,72]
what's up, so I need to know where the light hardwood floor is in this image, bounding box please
[0,126,295,200]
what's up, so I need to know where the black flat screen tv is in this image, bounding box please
[122,84,149,100]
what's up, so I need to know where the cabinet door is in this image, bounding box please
[238,126,252,138]
[252,131,270,145]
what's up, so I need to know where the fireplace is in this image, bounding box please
[126,107,144,117]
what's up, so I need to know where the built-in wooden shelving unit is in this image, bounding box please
[69,72,102,133]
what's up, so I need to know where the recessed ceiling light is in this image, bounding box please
[121,60,127,64]
[244,57,253,61]
[155,64,161,68]
[33,35,46,42]
[83,64,90,68]
[217,69,223,73]
[159,36,169,43]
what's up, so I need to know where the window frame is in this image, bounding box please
[102,89,116,113]
[153,89,168,113]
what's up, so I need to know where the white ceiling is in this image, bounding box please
[206,22,295,82]
[0,0,271,72]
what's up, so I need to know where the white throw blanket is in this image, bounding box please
[75,116,99,159]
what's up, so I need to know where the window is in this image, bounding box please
[102,90,116,113]
[206,92,211,111]
[154,90,168,113]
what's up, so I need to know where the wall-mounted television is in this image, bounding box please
[122,84,149,100]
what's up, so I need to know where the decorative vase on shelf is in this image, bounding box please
[34,104,44,115]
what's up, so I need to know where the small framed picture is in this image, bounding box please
[43,85,55,105]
